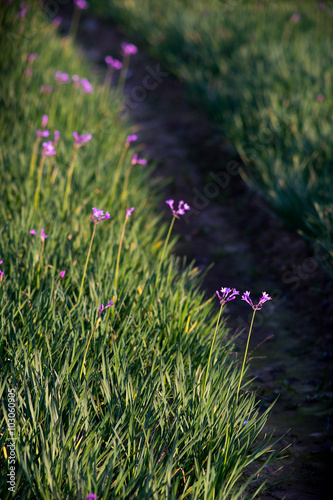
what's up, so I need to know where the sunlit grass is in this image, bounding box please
[0,2,281,498]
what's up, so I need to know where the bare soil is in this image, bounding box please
[60,7,333,499]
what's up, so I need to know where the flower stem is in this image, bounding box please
[62,147,78,218]
[34,156,46,210]
[121,164,132,212]
[29,137,41,180]
[78,223,96,303]
[114,217,128,294]
[118,54,130,95]
[109,146,128,205]
[36,240,45,291]
[80,318,100,380]
[155,217,175,287]
[203,304,223,395]
[236,309,256,405]
[70,6,81,40]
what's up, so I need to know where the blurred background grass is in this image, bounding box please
[89,0,333,275]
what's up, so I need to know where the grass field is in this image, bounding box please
[89,0,333,276]
[0,2,279,498]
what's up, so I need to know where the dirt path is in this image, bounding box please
[60,7,333,499]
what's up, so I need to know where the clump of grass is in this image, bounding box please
[0,2,281,498]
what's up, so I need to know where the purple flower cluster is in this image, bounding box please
[55,71,70,84]
[126,134,137,147]
[90,208,111,224]
[105,56,122,70]
[42,141,56,157]
[27,53,37,63]
[216,287,271,311]
[131,154,146,165]
[40,85,53,94]
[36,129,49,138]
[30,228,48,242]
[98,301,114,316]
[17,1,27,19]
[60,271,66,279]
[216,287,239,306]
[73,132,92,147]
[121,42,138,56]
[80,78,94,94]
[74,0,89,9]
[126,207,134,218]
[241,291,271,311]
[166,199,190,218]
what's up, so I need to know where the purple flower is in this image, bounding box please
[53,16,62,27]
[241,291,272,311]
[121,42,138,56]
[216,287,239,306]
[166,199,190,218]
[105,56,122,70]
[25,68,33,77]
[74,0,89,9]
[317,93,324,102]
[289,13,301,23]
[90,207,111,224]
[0,270,3,282]
[41,115,48,128]
[72,74,81,87]
[17,3,27,19]
[30,228,48,242]
[73,132,92,147]
[131,153,147,165]
[40,85,53,94]
[42,141,56,157]
[40,229,48,242]
[126,207,134,218]
[85,495,98,500]
[126,134,137,146]
[98,301,114,316]
[80,78,94,94]
[27,53,37,63]
[36,129,50,138]
[54,130,60,145]
[318,2,326,9]
[55,71,70,84]
[60,271,66,279]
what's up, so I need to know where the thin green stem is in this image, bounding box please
[236,308,256,405]
[34,156,46,210]
[109,146,128,204]
[118,54,130,95]
[70,6,81,40]
[36,241,45,291]
[114,217,128,295]
[155,217,175,287]
[29,137,41,180]
[62,147,78,218]
[121,164,132,212]
[203,304,223,395]
[80,317,100,380]
[78,223,96,303]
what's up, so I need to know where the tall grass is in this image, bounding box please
[0,2,280,498]
[90,0,333,275]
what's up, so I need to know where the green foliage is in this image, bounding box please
[90,0,333,274]
[0,2,279,498]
